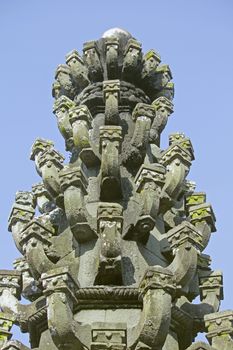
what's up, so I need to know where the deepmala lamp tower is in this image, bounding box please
[0,28,232,350]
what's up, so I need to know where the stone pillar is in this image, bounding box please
[99,125,122,200]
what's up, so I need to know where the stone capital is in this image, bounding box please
[134,163,166,192]
[41,267,79,301]
[189,203,216,232]
[13,258,29,273]
[197,253,212,270]
[124,38,142,54]
[55,64,71,79]
[65,49,84,65]
[19,219,54,251]
[143,49,161,64]
[8,204,35,231]
[30,138,54,161]
[83,40,98,53]
[37,148,64,170]
[97,203,123,229]
[185,192,206,212]
[14,191,35,208]
[156,64,172,80]
[205,310,233,340]
[139,266,175,296]
[105,37,119,48]
[31,182,51,199]
[53,95,75,114]
[132,103,155,121]
[59,166,88,193]
[69,104,92,127]
[0,312,15,336]
[152,96,174,115]
[99,126,122,152]
[103,80,120,99]
[199,270,223,301]
[161,143,192,168]
[0,270,22,298]
[169,132,186,145]
[167,221,203,251]
[184,180,196,195]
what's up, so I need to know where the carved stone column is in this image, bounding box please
[59,166,96,242]
[13,257,42,301]
[178,270,223,334]
[83,41,103,82]
[199,270,223,311]
[19,219,55,279]
[167,221,203,289]
[95,203,123,285]
[150,97,173,146]
[69,105,99,167]
[161,134,194,201]
[141,50,161,79]
[8,191,35,253]
[130,266,176,350]
[105,37,119,79]
[37,148,64,202]
[153,64,172,90]
[42,267,83,350]
[0,270,22,321]
[53,96,75,151]
[30,138,54,176]
[55,64,76,99]
[188,203,216,250]
[122,39,142,83]
[99,126,122,200]
[125,103,155,167]
[32,182,54,214]
[66,49,90,90]
[131,164,166,243]
[103,80,120,125]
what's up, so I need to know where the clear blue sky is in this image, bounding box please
[0,0,233,344]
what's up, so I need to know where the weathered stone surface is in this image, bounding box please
[0,28,230,350]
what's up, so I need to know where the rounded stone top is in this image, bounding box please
[102,27,132,40]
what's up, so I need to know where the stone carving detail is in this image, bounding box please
[0,28,231,350]
[66,49,90,91]
[105,37,119,79]
[103,80,120,125]
[95,203,123,285]
[83,41,103,82]
[122,39,142,83]
[99,125,122,200]
[69,105,100,166]
[205,311,233,349]
[53,95,75,151]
